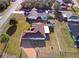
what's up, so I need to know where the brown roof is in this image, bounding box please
[32,22,46,37]
[23,22,46,38]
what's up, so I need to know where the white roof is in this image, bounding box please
[44,26,50,33]
[13,11,24,14]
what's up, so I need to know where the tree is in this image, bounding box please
[9,17,18,25]
[21,0,54,10]
[0,33,9,44]
[0,33,9,57]
[0,0,10,11]
[3,0,10,6]
[34,2,40,9]
[48,0,53,7]
[53,1,60,11]
[21,1,33,9]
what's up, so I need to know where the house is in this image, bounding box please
[68,22,79,48]
[62,11,72,18]
[21,22,50,40]
[27,8,38,20]
[68,15,79,22]
[63,0,73,5]
[62,11,73,21]
[60,3,68,10]
[27,8,48,21]
[56,0,64,4]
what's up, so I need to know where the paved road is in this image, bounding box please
[0,0,24,28]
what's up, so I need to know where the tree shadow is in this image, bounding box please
[6,25,17,36]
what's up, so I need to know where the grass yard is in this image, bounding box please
[61,23,75,48]
[55,20,79,51]
[38,31,60,57]
[0,14,30,57]
[68,5,79,16]
[54,20,79,57]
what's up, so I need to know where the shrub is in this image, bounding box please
[9,17,18,25]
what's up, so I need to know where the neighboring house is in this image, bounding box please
[21,22,50,40]
[68,22,79,48]
[56,0,73,7]
[62,11,73,21]
[60,3,68,10]
[56,0,64,4]
[27,8,48,21]
[27,8,38,20]
[63,0,73,5]
[68,15,79,22]
[62,11,72,18]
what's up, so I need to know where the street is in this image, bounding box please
[0,0,24,28]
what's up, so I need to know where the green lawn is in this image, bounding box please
[55,21,78,50]
[0,14,30,57]
[62,24,75,47]
[68,5,79,16]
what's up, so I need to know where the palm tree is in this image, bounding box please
[0,33,9,57]
[0,33,9,44]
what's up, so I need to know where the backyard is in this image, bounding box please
[0,14,30,57]
[54,20,79,57]
[38,26,60,58]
